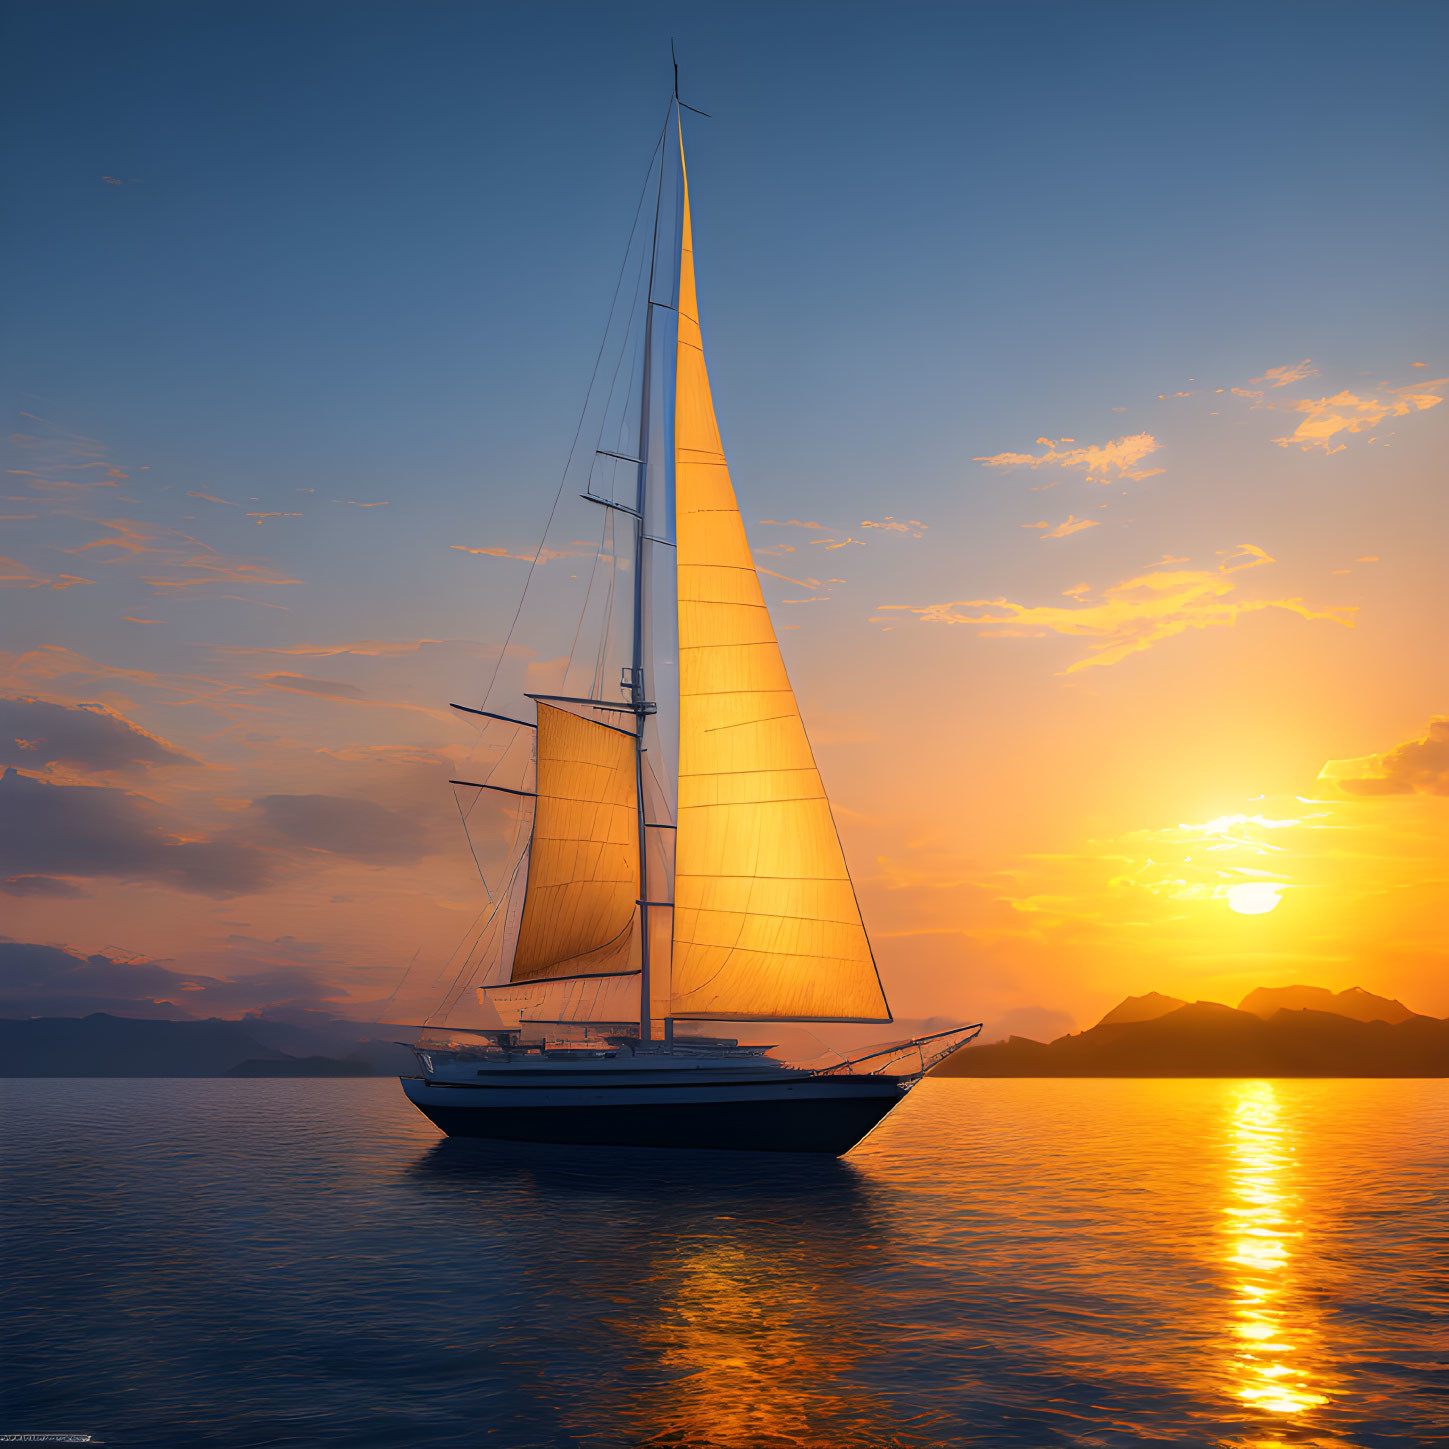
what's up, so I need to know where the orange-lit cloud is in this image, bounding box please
[974,432,1163,481]
[246,511,303,525]
[0,697,196,772]
[878,547,1353,671]
[254,673,367,700]
[758,519,824,530]
[760,567,826,591]
[450,544,587,564]
[1271,379,1445,453]
[1,556,93,591]
[209,637,477,660]
[57,515,300,593]
[1023,515,1101,539]
[1251,359,1318,388]
[860,517,927,538]
[1319,716,1449,797]
[7,417,131,491]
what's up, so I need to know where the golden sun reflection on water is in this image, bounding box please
[1223,1082,1330,1422]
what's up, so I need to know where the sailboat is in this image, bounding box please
[401,89,980,1155]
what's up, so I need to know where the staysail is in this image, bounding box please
[510,703,640,982]
[668,140,890,1023]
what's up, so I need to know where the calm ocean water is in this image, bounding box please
[2,1077,1445,1448]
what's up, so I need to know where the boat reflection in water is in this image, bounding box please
[1222,1081,1331,1426]
[410,1137,901,1446]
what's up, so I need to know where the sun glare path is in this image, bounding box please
[1222,1083,1329,1419]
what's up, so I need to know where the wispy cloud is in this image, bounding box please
[974,432,1163,482]
[0,556,93,591]
[6,416,133,492]
[450,544,587,564]
[760,567,826,591]
[758,519,825,530]
[60,516,300,593]
[860,517,928,538]
[1251,359,1318,388]
[253,673,367,700]
[877,545,1353,672]
[209,638,475,660]
[1023,515,1101,540]
[246,511,303,525]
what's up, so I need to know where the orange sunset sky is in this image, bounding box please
[3,5,1446,1035]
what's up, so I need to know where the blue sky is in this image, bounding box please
[3,1,1447,1030]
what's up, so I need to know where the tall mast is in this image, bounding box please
[630,97,679,1043]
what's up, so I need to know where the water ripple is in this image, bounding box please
[2,1078,1445,1447]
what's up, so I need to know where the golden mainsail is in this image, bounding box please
[460,114,888,1033]
[670,143,888,1023]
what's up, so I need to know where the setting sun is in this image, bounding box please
[1226,883,1285,916]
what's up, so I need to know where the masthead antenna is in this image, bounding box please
[669,38,712,117]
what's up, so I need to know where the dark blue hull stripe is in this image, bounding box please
[410,1091,907,1156]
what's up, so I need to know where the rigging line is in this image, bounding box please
[587,511,616,699]
[593,219,654,481]
[452,788,495,903]
[377,946,422,1012]
[426,889,503,995]
[582,253,651,701]
[473,107,674,715]
[573,278,645,701]
[424,828,528,1008]
[561,508,609,695]
[430,851,525,1024]
[419,898,495,1018]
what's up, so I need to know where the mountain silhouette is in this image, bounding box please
[1237,984,1414,1024]
[1096,992,1188,1027]
[935,997,1448,1078]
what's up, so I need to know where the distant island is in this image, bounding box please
[0,1012,407,1078]
[2,985,1444,1079]
[934,986,1449,1078]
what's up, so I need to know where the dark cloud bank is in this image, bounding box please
[0,768,275,896]
[0,696,194,771]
